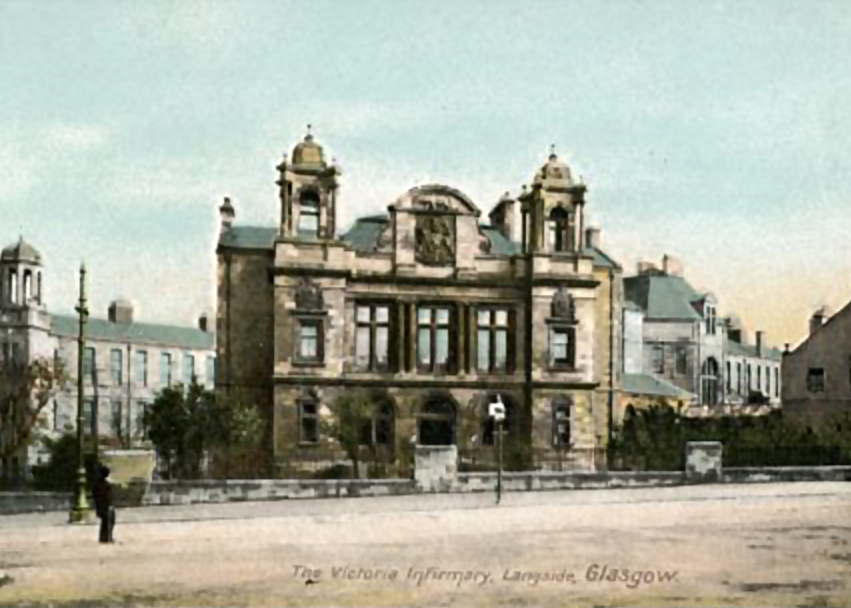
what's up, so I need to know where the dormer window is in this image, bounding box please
[705,304,717,335]
[298,190,320,238]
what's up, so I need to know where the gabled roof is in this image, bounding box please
[622,373,695,400]
[51,315,214,350]
[624,274,703,321]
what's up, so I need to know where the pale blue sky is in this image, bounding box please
[2,0,850,345]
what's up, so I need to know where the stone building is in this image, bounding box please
[622,255,780,415]
[782,303,851,426]
[0,237,215,480]
[216,132,623,475]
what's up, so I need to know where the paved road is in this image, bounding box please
[1,482,850,607]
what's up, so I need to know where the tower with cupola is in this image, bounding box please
[0,237,45,312]
[276,126,341,240]
[518,147,587,254]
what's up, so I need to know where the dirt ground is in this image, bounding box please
[1,482,850,607]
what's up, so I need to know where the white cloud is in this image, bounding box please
[41,124,110,153]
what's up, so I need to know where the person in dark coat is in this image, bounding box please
[91,464,116,543]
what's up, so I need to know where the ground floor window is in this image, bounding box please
[552,398,572,447]
[299,397,320,444]
[418,398,456,446]
[701,358,719,405]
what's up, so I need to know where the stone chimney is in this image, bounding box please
[219,196,235,231]
[585,226,601,250]
[108,299,133,324]
[755,330,764,357]
[198,312,210,333]
[810,307,828,335]
[488,192,515,241]
[662,254,683,277]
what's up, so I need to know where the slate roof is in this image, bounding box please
[219,217,618,267]
[623,274,703,321]
[621,373,695,400]
[726,340,782,362]
[50,315,215,350]
[218,226,277,250]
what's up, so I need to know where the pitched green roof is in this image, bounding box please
[622,373,695,400]
[341,216,388,253]
[219,226,277,250]
[479,226,520,255]
[50,315,215,350]
[624,274,703,320]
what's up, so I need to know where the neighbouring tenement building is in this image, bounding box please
[216,131,623,475]
[622,255,781,416]
[782,303,851,426]
[0,237,215,480]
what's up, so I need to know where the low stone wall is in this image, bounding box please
[723,466,851,484]
[415,445,457,493]
[456,471,685,493]
[0,491,69,514]
[142,478,416,506]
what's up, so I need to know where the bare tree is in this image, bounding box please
[0,356,66,465]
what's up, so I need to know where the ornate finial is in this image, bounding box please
[305,123,313,141]
[550,144,557,158]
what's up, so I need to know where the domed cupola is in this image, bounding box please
[291,127,326,168]
[533,146,574,188]
[276,126,341,240]
[1,237,42,265]
[1,236,45,309]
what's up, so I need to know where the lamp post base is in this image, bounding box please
[68,466,92,524]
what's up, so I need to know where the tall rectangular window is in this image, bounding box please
[549,326,576,368]
[675,346,687,375]
[355,304,391,371]
[417,306,452,372]
[766,365,771,397]
[82,347,96,383]
[183,353,195,386]
[552,400,571,447]
[757,366,761,393]
[296,319,323,364]
[135,351,148,386]
[477,308,509,373]
[160,352,172,386]
[651,345,665,374]
[299,399,319,444]
[137,401,149,440]
[111,400,122,438]
[110,349,123,386]
[726,361,732,392]
[205,356,215,388]
[82,399,96,437]
[736,362,742,394]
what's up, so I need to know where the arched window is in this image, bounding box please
[23,270,32,302]
[298,190,321,237]
[8,269,17,304]
[701,358,719,405]
[552,397,572,447]
[548,207,569,252]
[418,397,456,446]
[373,400,395,447]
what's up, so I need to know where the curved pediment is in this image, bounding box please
[394,184,481,217]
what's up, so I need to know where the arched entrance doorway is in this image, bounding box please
[418,397,456,446]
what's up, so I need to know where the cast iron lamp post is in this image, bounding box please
[489,395,506,505]
[69,263,91,523]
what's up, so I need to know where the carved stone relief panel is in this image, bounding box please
[415,212,456,266]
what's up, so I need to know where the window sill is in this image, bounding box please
[297,441,321,448]
[292,360,326,369]
[548,365,579,373]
